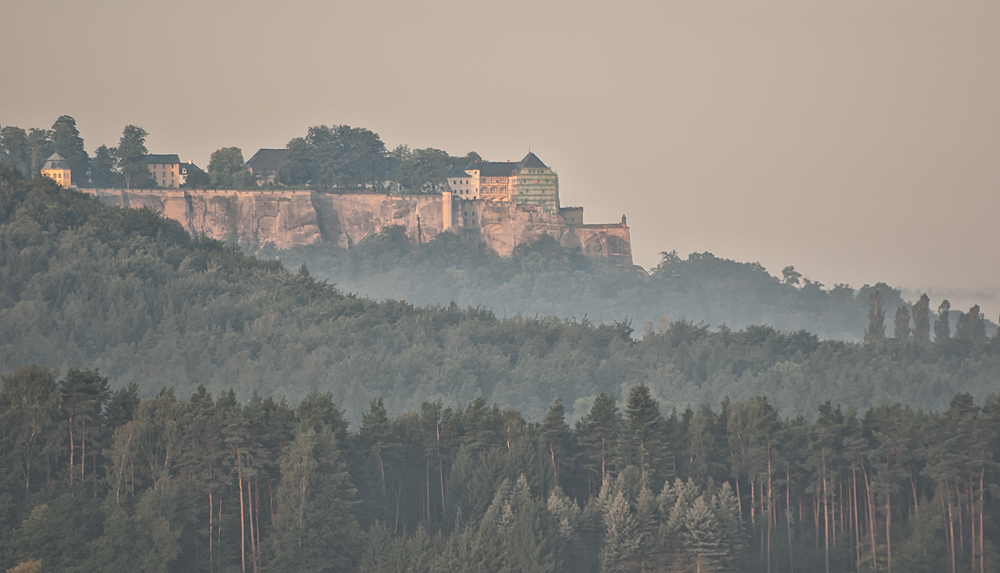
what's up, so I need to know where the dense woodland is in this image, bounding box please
[1,365,998,573]
[2,135,1000,572]
[2,165,1000,425]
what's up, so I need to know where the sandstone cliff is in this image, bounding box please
[81,189,633,267]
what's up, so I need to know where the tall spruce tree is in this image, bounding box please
[577,393,623,495]
[622,385,670,488]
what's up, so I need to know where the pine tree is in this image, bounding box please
[600,490,640,572]
[541,397,572,491]
[683,496,727,573]
[577,393,623,495]
[267,422,359,573]
[622,385,670,487]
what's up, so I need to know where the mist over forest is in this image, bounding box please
[260,228,997,344]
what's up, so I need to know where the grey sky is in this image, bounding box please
[3,0,998,309]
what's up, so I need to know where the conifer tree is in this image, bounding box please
[541,397,572,490]
[577,393,623,495]
[683,495,726,573]
[600,490,640,572]
[622,385,669,487]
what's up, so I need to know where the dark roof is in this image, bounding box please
[180,162,203,173]
[520,152,548,169]
[145,154,180,164]
[245,148,288,174]
[464,160,520,177]
[446,165,470,178]
[41,152,69,170]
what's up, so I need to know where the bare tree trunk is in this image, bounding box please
[246,468,258,573]
[209,491,214,573]
[862,465,877,573]
[601,436,607,491]
[237,444,246,573]
[437,416,445,515]
[81,418,86,482]
[376,444,386,493]
[957,480,964,554]
[945,480,956,573]
[767,440,773,573]
[853,469,861,570]
[254,476,261,564]
[69,412,75,486]
[979,466,985,573]
[736,479,743,524]
[786,468,794,573]
[394,479,403,533]
[969,476,975,572]
[885,493,892,573]
[823,453,830,573]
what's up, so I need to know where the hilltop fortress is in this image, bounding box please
[79,152,634,267]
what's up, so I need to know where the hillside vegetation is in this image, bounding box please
[2,165,1000,423]
[263,228,996,343]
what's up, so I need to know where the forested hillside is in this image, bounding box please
[262,229,996,343]
[1,367,997,573]
[2,165,1000,424]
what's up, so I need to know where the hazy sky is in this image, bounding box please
[4,0,999,303]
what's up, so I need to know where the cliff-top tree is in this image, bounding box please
[50,116,90,185]
[117,125,153,189]
[0,126,32,176]
[208,147,254,188]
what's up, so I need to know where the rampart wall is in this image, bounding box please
[80,188,633,267]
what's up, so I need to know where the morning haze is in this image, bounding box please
[3,0,998,295]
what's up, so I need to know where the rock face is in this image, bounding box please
[80,189,633,267]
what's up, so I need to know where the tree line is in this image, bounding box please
[1,365,997,573]
[0,116,478,192]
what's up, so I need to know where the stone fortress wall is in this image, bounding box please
[80,188,634,267]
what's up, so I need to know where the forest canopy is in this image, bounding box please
[0,366,997,573]
[2,165,1000,425]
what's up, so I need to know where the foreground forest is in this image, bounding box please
[2,166,1000,423]
[1,366,997,573]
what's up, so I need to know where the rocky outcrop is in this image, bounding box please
[83,189,321,250]
[80,188,633,267]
